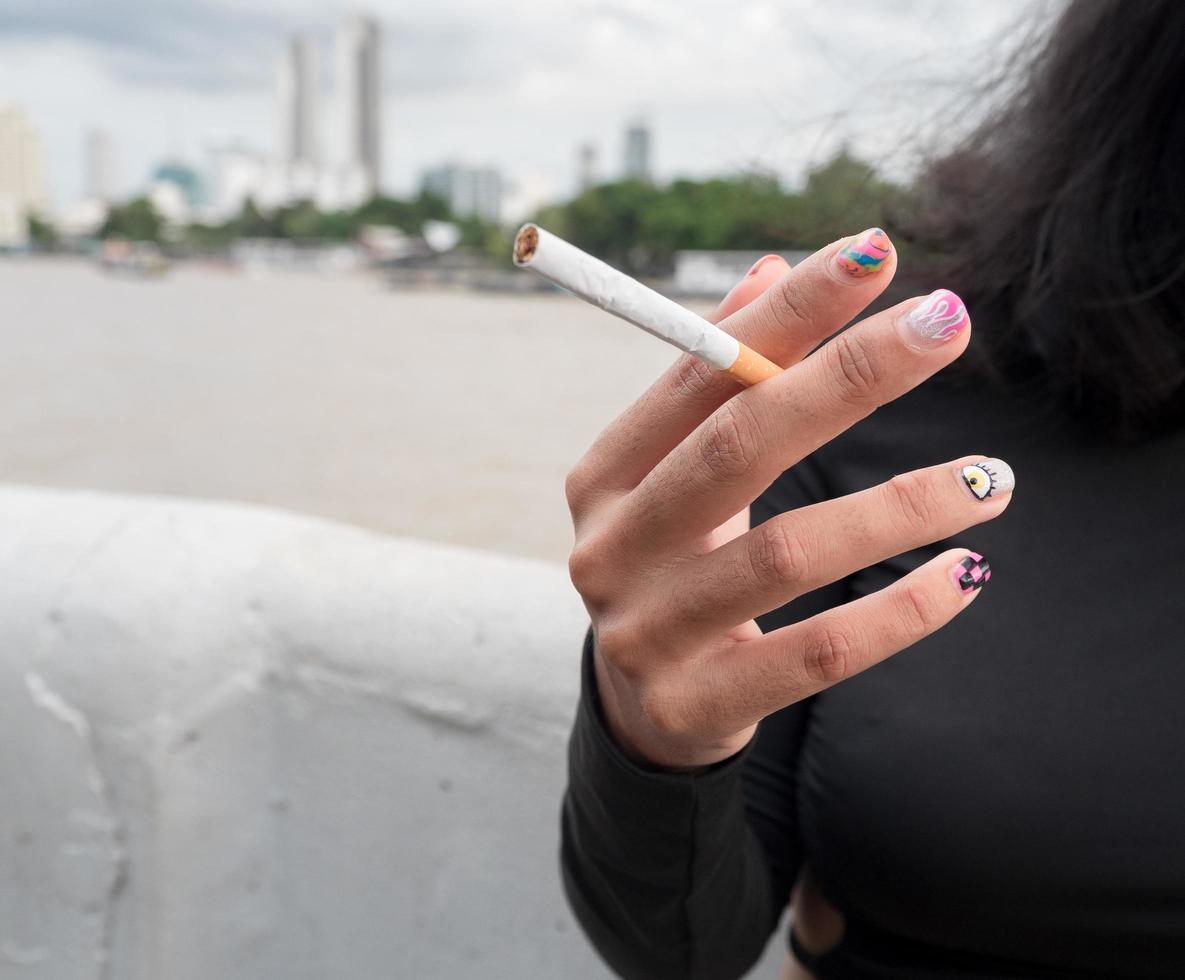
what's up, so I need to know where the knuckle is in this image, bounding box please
[671,353,720,403]
[567,531,615,604]
[895,581,945,638]
[564,464,594,515]
[884,470,942,536]
[829,330,881,406]
[567,541,599,596]
[801,624,855,687]
[698,400,764,481]
[749,519,812,586]
[594,619,649,678]
[770,275,812,329]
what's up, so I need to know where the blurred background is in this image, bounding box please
[0,0,1044,563]
[0,2,1049,977]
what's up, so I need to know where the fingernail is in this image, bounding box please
[834,228,892,278]
[950,552,991,595]
[897,289,969,351]
[746,254,782,278]
[958,458,1016,500]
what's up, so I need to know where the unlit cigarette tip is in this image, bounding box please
[511,223,781,387]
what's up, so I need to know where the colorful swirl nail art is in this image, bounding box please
[960,458,1016,500]
[951,552,991,594]
[901,289,969,349]
[836,228,892,277]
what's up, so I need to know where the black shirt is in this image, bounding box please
[560,378,1185,979]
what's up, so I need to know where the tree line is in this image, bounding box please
[57,149,910,272]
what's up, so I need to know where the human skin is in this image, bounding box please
[565,229,1014,772]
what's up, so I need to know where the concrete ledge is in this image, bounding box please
[0,485,607,979]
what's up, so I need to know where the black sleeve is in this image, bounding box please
[559,454,854,980]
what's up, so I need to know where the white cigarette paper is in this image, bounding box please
[513,223,741,371]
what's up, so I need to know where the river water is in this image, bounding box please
[0,257,683,562]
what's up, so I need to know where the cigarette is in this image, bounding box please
[513,224,781,387]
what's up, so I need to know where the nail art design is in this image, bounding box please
[960,458,1016,500]
[836,228,892,277]
[900,289,969,350]
[951,552,991,594]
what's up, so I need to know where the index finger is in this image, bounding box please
[568,230,897,505]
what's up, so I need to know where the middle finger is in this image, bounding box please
[617,289,973,551]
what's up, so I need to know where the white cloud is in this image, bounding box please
[0,0,1053,208]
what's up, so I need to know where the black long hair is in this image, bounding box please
[902,0,1185,439]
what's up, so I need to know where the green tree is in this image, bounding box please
[26,212,58,248]
[99,198,164,242]
[230,198,280,239]
[531,151,906,274]
[798,148,903,241]
[546,179,664,270]
[276,200,324,240]
[352,191,450,233]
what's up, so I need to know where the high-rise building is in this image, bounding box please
[577,143,598,193]
[278,36,320,169]
[422,164,504,224]
[85,129,117,203]
[623,121,651,181]
[0,105,47,247]
[208,145,266,221]
[336,15,382,199]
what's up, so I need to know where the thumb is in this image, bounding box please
[708,254,792,324]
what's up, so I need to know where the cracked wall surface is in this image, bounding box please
[0,485,624,979]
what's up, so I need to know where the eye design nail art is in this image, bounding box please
[836,228,892,277]
[960,458,1016,500]
[901,289,969,349]
[951,552,991,594]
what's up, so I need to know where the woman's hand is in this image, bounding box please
[565,231,1013,770]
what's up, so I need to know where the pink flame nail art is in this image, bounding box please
[904,289,969,348]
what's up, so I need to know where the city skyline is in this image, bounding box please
[0,1,1041,212]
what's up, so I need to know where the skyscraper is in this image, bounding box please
[85,129,117,202]
[422,164,504,223]
[623,121,651,181]
[0,105,47,247]
[336,15,382,199]
[577,143,598,193]
[278,36,320,168]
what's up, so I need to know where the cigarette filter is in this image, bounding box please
[513,224,781,386]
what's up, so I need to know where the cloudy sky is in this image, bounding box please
[0,0,1055,212]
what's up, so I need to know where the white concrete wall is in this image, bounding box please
[0,486,786,979]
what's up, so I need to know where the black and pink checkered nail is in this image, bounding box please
[951,552,991,594]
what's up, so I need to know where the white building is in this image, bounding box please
[0,105,47,247]
[278,36,320,170]
[208,145,267,221]
[201,15,384,221]
[623,121,651,181]
[577,143,597,193]
[85,128,118,203]
[335,15,382,202]
[672,249,810,296]
[149,180,191,229]
[422,164,503,224]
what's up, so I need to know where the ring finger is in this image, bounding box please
[649,454,1016,639]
